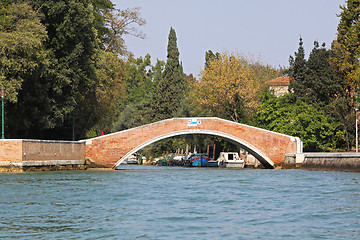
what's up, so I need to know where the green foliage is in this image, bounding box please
[91,0,114,43]
[252,91,346,152]
[111,55,154,132]
[0,3,56,138]
[151,27,187,121]
[122,54,153,108]
[0,3,49,103]
[0,1,132,139]
[306,41,342,104]
[0,0,13,32]
[148,134,238,159]
[205,50,220,70]
[288,37,307,98]
[289,39,342,105]
[332,0,360,92]
[91,49,125,133]
[112,104,139,131]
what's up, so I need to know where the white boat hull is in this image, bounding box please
[217,152,244,168]
[218,160,244,168]
[225,161,244,168]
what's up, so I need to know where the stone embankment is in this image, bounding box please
[0,139,87,172]
[2,139,360,172]
[283,153,360,172]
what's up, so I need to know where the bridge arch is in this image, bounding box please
[113,129,274,169]
[84,118,302,169]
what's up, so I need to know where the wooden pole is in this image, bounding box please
[213,143,216,160]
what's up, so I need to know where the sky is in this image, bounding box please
[112,0,344,77]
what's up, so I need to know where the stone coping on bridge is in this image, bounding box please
[79,117,302,145]
[0,118,303,171]
[0,139,84,144]
[83,117,302,169]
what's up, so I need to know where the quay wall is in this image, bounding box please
[283,153,360,172]
[0,140,86,171]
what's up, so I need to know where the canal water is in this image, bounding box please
[0,166,359,239]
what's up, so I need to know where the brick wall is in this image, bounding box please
[0,139,85,163]
[22,140,85,161]
[85,118,300,168]
[0,140,23,162]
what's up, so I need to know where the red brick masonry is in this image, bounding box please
[0,139,84,162]
[84,118,301,168]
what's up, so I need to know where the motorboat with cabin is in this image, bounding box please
[217,152,244,168]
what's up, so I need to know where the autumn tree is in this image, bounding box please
[103,7,146,55]
[193,52,261,122]
[332,0,360,93]
[330,0,360,150]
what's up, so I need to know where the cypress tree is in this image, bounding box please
[289,37,307,99]
[151,27,187,121]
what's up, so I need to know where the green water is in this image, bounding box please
[0,166,359,239]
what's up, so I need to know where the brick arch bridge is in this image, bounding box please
[83,118,302,169]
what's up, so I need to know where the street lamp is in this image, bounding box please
[356,93,359,153]
[1,85,5,139]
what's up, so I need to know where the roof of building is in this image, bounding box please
[265,76,290,86]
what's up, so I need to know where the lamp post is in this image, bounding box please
[72,112,75,141]
[356,108,358,153]
[356,93,359,153]
[1,85,5,139]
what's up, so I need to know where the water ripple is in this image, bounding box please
[0,168,359,239]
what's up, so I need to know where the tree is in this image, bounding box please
[91,0,114,43]
[151,27,187,121]
[193,52,260,122]
[306,41,342,104]
[103,7,146,55]
[0,3,54,138]
[331,0,360,151]
[251,91,346,152]
[289,37,307,99]
[204,50,220,70]
[36,0,102,139]
[0,0,147,139]
[289,39,342,104]
[123,54,153,107]
[0,0,12,31]
[111,54,155,132]
[89,49,126,136]
[2,0,113,139]
[332,0,360,93]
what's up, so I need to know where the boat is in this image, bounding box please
[217,152,244,168]
[204,160,219,167]
[187,153,210,167]
[125,155,138,164]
